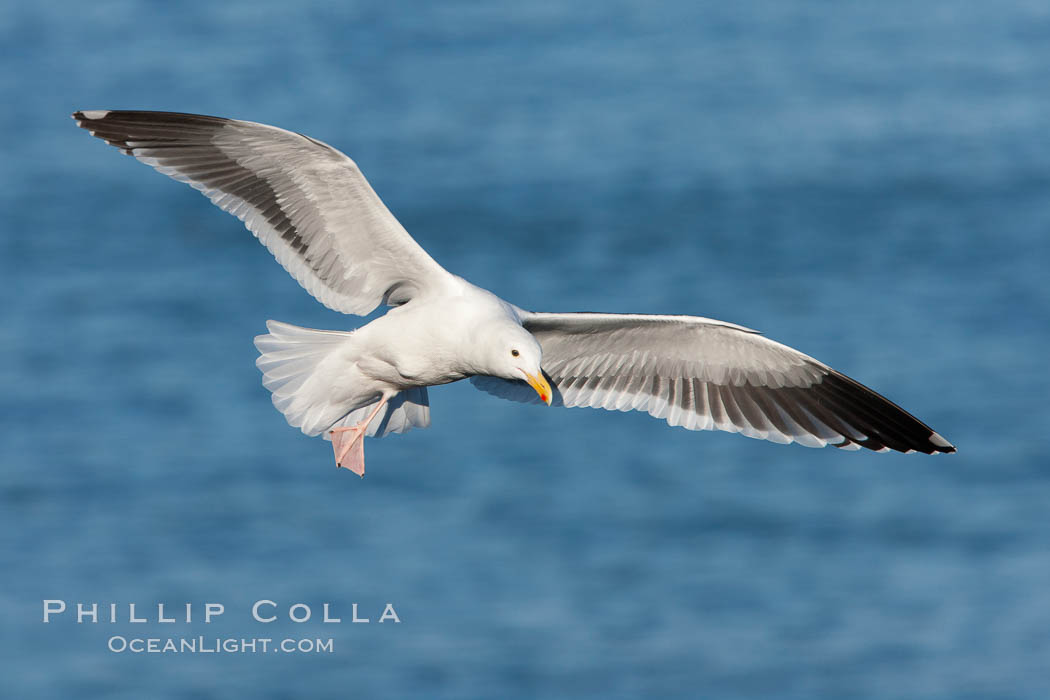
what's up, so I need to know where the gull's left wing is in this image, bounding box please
[73,110,457,315]
[471,312,955,454]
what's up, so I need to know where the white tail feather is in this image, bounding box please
[254,320,429,438]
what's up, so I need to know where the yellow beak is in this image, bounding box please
[525,371,553,406]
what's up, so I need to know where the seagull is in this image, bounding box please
[73,110,955,475]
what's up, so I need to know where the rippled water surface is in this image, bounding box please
[2,1,1049,697]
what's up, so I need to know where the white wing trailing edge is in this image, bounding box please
[72,110,456,315]
[472,312,956,454]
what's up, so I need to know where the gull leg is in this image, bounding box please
[329,397,388,477]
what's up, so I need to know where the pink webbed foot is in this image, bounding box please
[330,425,367,477]
[327,396,388,478]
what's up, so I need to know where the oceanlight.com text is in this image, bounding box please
[107,636,334,654]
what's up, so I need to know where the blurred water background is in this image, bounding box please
[2,1,1049,697]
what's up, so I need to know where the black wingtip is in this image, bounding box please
[70,110,234,158]
[926,431,956,455]
[813,370,957,455]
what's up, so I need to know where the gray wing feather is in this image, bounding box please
[73,110,454,315]
[471,312,954,455]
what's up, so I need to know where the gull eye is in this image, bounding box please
[511,349,520,357]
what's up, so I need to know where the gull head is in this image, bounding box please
[485,324,552,406]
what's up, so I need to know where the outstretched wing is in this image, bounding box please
[471,312,955,454]
[73,110,455,315]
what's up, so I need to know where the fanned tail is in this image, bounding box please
[254,320,429,438]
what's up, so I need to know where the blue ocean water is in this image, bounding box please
[2,1,1048,697]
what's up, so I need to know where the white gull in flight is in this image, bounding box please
[73,110,955,475]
